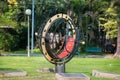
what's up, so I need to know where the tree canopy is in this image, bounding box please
[0,0,120,56]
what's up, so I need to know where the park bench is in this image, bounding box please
[86,47,102,53]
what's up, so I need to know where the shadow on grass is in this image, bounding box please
[0,68,17,71]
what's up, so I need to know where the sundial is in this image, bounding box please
[37,13,80,73]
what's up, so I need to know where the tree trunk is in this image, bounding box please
[113,21,120,58]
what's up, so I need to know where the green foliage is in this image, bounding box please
[0,0,27,51]
[99,3,118,39]
[0,0,8,16]
[0,0,120,51]
[0,1,15,26]
[0,0,19,27]
[103,20,117,38]
[33,48,41,54]
[0,17,17,27]
[33,0,67,31]
[16,25,27,49]
[0,26,27,51]
[0,29,19,51]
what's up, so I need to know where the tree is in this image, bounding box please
[0,0,18,27]
[113,0,120,58]
[0,0,23,51]
[99,0,120,58]
[69,0,110,48]
[99,2,118,38]
[34,0,67,30]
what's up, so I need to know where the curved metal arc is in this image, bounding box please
[40,13,77,64]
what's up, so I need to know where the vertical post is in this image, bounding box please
[25,9,31,57]
[98,21,101,47]
[28,15,30,57]
[31,0,34,53]
[55,63,65,73]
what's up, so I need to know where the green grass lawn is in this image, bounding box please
[0,56,120,80]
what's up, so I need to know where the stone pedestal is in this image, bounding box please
[0,70,27,77]
[55,73,90,80]
[92,70,120,79]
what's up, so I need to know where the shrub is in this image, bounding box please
[0,29,19,51]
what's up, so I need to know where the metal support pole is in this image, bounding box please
[31,0,34,53]
[55,63,65,73]
[28,15,30,57]
[25,9,31,57]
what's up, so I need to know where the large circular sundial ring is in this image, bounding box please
[40,13,77,64]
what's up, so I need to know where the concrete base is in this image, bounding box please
[92,70,120,79]
[55,73,90,80]
[0,70,27,77]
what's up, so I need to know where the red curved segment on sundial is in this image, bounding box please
[58,37,75,59]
